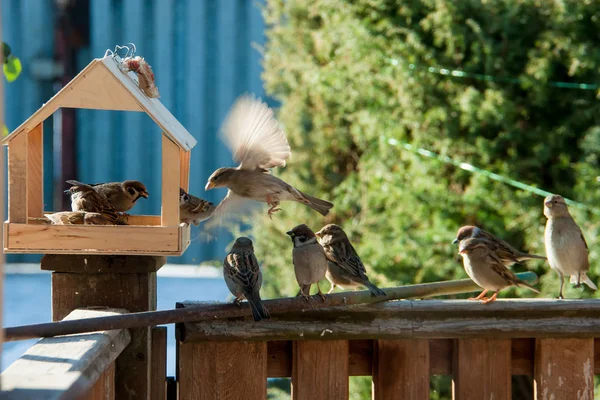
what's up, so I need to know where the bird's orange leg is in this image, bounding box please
[468,289,489,301]
[266,195,282,219]
[481,292,498,305]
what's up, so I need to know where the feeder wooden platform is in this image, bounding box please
[1,56,197,256]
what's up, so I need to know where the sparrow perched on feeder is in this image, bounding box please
[66,180,149,212]
[458,238,540,304]
[205,95,333,221]
[223,237,270,321]
[179,188,215,225]
[316,224,385,296]
[544,194,596,299]
[453,225,546,266]
[286,224,329,300]
[65,182,125,225]
[45,211,113,225]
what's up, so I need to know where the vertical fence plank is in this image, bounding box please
[292,340,349,400]
[453,339,511,400]
[373,339,429,400]
[151,326,167,400]
[178,341,267,400]
[86,362,116,400]
[27,123,43,217]
[8,133,27,223]
[534,338,594,400]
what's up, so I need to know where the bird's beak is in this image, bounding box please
[286,231,294,236]
[452,238,459,244]
[459,249,468,255]
[205,181,215,191]
[544,201,552,208]
[140,191,149,199]
[315,230,322,237]
[63,189,70,195]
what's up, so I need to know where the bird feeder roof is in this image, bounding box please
[1,56,197,151]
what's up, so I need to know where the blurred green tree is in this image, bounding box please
[249,1,600,396]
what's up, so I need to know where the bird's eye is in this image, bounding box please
[183,194,189,201]
[553,200,557,204]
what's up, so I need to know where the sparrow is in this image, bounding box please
[286,224,329,299]
[45,211,113,225]
[205,94,333,220]
[66,180,149,212]
[179,188,216,225]
[223,237,270,321]
[453,225,546,266]
[315,224,386,296]
[458,237,540,304]
[544,194,596,299]
[64,182,125,225]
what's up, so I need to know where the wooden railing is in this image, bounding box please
[2,298,599,399]
[176,299,600,400]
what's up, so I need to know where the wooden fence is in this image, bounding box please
[2,299,599,399]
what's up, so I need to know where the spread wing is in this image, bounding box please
[203,190,257,231]
[220,94,291,170]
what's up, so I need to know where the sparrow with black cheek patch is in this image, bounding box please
[453,225,546,266]
[316,224,386,296]
[544,194,597,299]
[179,188,216,225]
[66,180,149,212]
[458,238,540,304]
[286,224,329,300]
[223,237,270,321]
[205,95,333,221]
[45,211,113,225]
[65,183,125,225]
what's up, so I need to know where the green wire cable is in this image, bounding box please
[384,137,600,215]
[388,58,600,90]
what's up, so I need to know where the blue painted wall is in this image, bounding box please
[2,0,267,264]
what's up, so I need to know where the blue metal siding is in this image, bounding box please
[2,0,267,264]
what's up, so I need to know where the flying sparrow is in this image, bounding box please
[458,237,540,304]
[286,224,329,300]
[315,224,386,296]
[66,180,149,212]
[179,188,216,225]
[544,194,596,299]
[453,225,546,266]
[205,95,333,220]
[45,211,113,225]
[223,237,270,321]
[65,182,125,225]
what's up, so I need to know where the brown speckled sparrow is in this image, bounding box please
[453,225,546,266]
[316,224,385,296]
[45,211,112,225]
[65,182,125,225]
[286,224,329,300]
[459,238,539,304]
[179,188,215,225]
[223,237,270,321]
[205,95,333,220]
[66,180,148,212]
[544,194,597,299]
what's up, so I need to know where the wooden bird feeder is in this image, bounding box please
[1,56,196,256]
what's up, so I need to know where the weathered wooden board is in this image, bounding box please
[178,341,267,400]
[0,309,130,399]
[373,339,429,399]
[292,340,349,400]
[534,338,594,400]
[52,270,157,400]
[151,327,167,400]
[453,339,511,400]
[41,254,166,274]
